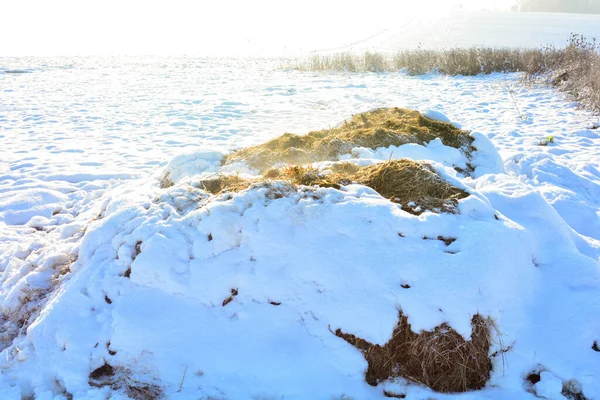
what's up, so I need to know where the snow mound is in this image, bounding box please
[0,188,68,225]
[160,149,224,187]
[1,111,599,400]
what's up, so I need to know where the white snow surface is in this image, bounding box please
[1,58,600,399]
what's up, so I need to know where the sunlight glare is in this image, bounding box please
[1,0,517,56]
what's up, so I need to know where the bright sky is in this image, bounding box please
[0,0,517,56]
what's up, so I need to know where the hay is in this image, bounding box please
[335,313,493,393]
[354,160,469,214]
[159,173,174,189]
[275,165,351,189]
[222,108,474,172]
[328,161,362,175]
[197,174,252,194]
[191,160,468,215]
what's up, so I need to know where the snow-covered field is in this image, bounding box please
[1,57,600,399]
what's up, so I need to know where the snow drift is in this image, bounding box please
[0,109,599,400]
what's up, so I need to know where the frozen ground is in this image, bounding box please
[1,58,600,399]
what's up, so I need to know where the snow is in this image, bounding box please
[162,149,224,182]
[0,188,68,225]
[1,57,600,399]
[535,372,565,400]
[340,138,469,171]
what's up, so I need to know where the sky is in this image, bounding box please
[0,0,517,57]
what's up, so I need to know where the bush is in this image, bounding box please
[524,34,600,113]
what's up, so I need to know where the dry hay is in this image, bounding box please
[267,165,351,189]
[192,160,468,215]
[89,363,163,400]
[159,173,174,189]
[197,174,252,194]
[266,161,468,215]
[354,160,468,214]
[328,161,362,175]
[335,313,493,393]
[222,108,475,172]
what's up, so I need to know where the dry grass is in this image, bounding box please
[354,160,468,214]
[197,174,251,194]
[393,47,548,76]
[272,165,351,189]
[288,35,600,113]
[198,160,468,215]
[304,51,390,73]
[328,161,362,175]
[0,255,77,352]
[335,313,493,393]
[192,109,471,214]
[523,34,600,113]
[222,108,474,172]
[0,288,48,352]
[288,48,550,75]
[159,173,174,189]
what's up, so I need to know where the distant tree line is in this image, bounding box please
[512,0,600,13]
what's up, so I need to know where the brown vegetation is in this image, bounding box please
[524,34,600,113]
[334,313,493,393]
[289,48,549,75]
[266,165,349,189]
[354,160,468,214]
[198,160,468,215]
[0,254,77,352]
[89,363,163,400]
[170,109,473,214]
[222,288,239,307]
[198,174,251,194]
[288,35,600,113]
[222,108,474,172]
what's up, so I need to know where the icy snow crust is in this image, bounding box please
[1,59,600,399]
